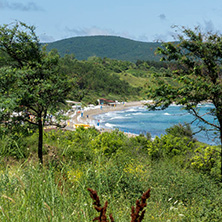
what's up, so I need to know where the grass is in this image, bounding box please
[0,128,221,221]
[0,154,221,221]
[117,72,148,88]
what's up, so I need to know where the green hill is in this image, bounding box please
[45,36,162,62]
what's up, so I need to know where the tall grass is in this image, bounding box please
[0,155,221,221]
[0,127,221,221]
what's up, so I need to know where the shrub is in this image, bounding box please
[190,145,221,180]
[146,136,162,160]
[0,124,36,159]
[83,157,147,201]
[165,123,193,140]
[0,133,29,159]
[147,134,195,160]
[45,128,99,162]
[123,134,149,158]
[90,130,127,157]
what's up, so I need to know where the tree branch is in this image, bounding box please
[190,107,219,129]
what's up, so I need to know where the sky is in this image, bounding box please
[1,0,222,43]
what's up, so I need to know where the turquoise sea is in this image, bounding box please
[94,104,219,145]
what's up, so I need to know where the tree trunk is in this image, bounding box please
[220,129,222,182]
[38,116,43,164]
[217,111,222,181]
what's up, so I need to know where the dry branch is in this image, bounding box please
[88,188,151,222]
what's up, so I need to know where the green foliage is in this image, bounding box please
[147,134,195,160]
[128,134,150,150]
[0,126,221,220]
[147,159,222,221]
[190,145,221,180]
[148,26,222,178]
[0,124,34,159]
[90,129,127,157]
[45,128,99,162]
[0,150,222,221]
[45,35,161,62]
[165,122,193,139]
[55,47,171,103]
[135,59,169,71]
[146,124,193,164]
[84,158,146,201]
[0,134,27,158]
[59,55,139,103]
[0,22,74,163]
[148,27,222,139]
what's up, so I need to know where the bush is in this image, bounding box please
[90,129,127,157]
[147,134,195,160]
[45,128,99,162]
[83,157,147,201]
[165,123,193,140]
[123,134,150,157]
[0,124,36,159]
[190,145,221,180]
[0,133,29,159]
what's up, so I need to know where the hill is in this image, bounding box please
[44,36,162,62]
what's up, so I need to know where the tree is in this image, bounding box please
[147,27,222,179]
[0,22,73,164]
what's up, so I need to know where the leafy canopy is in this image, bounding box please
[147,26,222,179]
[0,22,73,163]
[148,27,222,135]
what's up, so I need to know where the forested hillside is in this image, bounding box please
[45,36,162,62]
[59,55,170,104]
[59,55,138,103]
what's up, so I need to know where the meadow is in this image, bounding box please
[0,126,221,221]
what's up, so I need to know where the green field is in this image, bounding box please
[0,127,221,221]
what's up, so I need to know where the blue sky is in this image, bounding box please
[1,0,222,42]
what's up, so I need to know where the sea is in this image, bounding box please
[93,104,220,145]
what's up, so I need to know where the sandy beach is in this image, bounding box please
[66,101,146,133]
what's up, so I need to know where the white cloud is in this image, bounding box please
[0,0,43,11]
[39,34,55,43]
[195,20,222,35]
[64,26,113,37]
[63,26,149,42]
[153,30,176,42]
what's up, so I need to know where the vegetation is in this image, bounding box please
[45,35,162,62]
[0,126,221,221]
[58,55,171,104]
[87,187,151,221]
[0,22,73,163]
[0,21,168,163]
[1,21,222,221]
[148,26,222,179]
[59,55,140,103]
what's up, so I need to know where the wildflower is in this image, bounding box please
[174,200,178,205]
[170,206,178,211]
[179,214,185,217]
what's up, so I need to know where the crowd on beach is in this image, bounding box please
[65,101,148,135]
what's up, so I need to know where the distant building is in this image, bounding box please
[98,98,115,105]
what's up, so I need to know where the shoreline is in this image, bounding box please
[66,101,147,135]
[62,101,217,143]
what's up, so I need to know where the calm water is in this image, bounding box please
[93,104,219,145]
